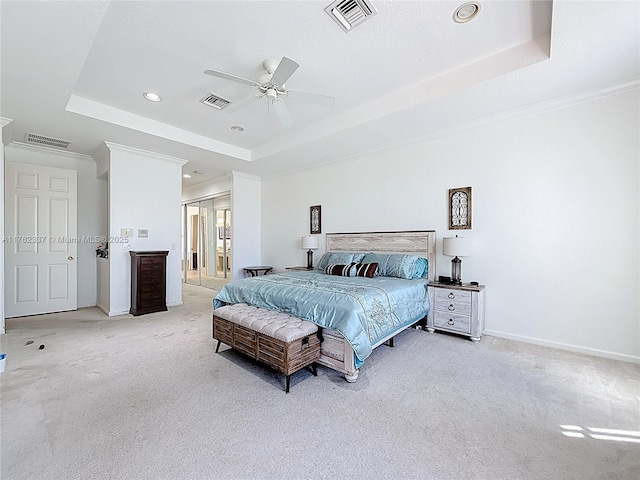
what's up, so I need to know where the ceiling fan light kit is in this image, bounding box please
[204,56,335,127]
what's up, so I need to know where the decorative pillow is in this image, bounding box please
[413,257,429,279]
[316,252,358,271]
[355,263,378,278]
[360,253,428,279]
[324,263,356,277]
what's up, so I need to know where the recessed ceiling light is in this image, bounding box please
[143,92,162,102]
[192,170,204,175]
[453,2,480,23]
[230,125,244,132]
[182,174,191,178]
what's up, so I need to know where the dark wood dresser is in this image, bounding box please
[130,251,169,316]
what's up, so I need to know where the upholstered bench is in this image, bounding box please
[213,303,321,393]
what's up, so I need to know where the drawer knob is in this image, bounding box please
[448,292,455,299]
[447,319,455,326]
[448,304,455,311]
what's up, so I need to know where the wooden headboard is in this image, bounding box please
[325,230,436,282]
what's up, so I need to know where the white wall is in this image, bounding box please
[230,172,261,280]
[105,143,186,315]
[4,143,107,309]
[261,89,640,362]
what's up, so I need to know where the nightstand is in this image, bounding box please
[427,282,485,342]
[285,266,315,271]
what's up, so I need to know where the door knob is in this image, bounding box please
[68,256,75,260]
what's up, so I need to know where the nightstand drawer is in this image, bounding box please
[434,288,471,304]
[434,312,470,334]
[435,300,471,316]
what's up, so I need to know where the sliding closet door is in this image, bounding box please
[181,195,231,289]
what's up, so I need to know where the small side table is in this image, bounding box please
[426,281,485,342]
[243,266,273,277]
[285,266,315,271]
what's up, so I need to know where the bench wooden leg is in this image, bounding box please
[285,375,291,394]
[215,340,222,353]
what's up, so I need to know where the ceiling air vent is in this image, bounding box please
[325,0,378,32]
[200,93,231,110]
[25,133,71,149]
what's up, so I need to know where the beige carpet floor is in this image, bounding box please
[1,283,638,480]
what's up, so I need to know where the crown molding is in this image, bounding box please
[103,141,188,166]
[231,170,261,182]
[6,141,94,162]
[494,78,640,124]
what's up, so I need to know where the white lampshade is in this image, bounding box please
[301,235,319,250]
[443,236,473,257]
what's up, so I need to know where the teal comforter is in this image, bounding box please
[214,271,429,363]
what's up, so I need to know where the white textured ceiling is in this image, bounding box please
[1,1,638,186]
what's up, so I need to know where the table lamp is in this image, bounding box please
[442,235,473,284]
[301,235,319,269]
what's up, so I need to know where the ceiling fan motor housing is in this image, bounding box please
[259,73,273,88]
[262,58,279,74]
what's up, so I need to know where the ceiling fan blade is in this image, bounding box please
[225,94,263,113]
[272,98,293,127]
[204,69,261,88]
[270,57,299,87]
[287,90,335,107]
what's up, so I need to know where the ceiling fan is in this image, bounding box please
[204,57,335,127]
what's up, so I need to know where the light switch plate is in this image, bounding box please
[121,228,133,237]
[138,229,148,238]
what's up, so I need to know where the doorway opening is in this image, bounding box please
[181,194,231,291]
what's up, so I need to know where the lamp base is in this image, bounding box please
[306,249,314,269]
[451,256,462,284]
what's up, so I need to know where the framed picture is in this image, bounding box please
[449,187,472,230]
[310,205,322,234]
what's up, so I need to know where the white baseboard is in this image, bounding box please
[98,303,182,315]
[105,308,130,317]
[96,304,109,316]
[484,329,640,364]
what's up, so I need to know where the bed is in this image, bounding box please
[214,230,436,382]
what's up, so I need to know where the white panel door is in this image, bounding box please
[5,162,78,317]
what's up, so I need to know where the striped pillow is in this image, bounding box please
[324,263,356,277]
[355,263,378,278]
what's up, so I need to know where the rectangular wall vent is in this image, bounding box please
[325,0,378,32]
[25,133,71,149]
[200,93,231,110]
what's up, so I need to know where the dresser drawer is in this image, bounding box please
[140,257,163,265]
[434,311,470,334]
[434,288,471,304]
[434,300,471,316]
